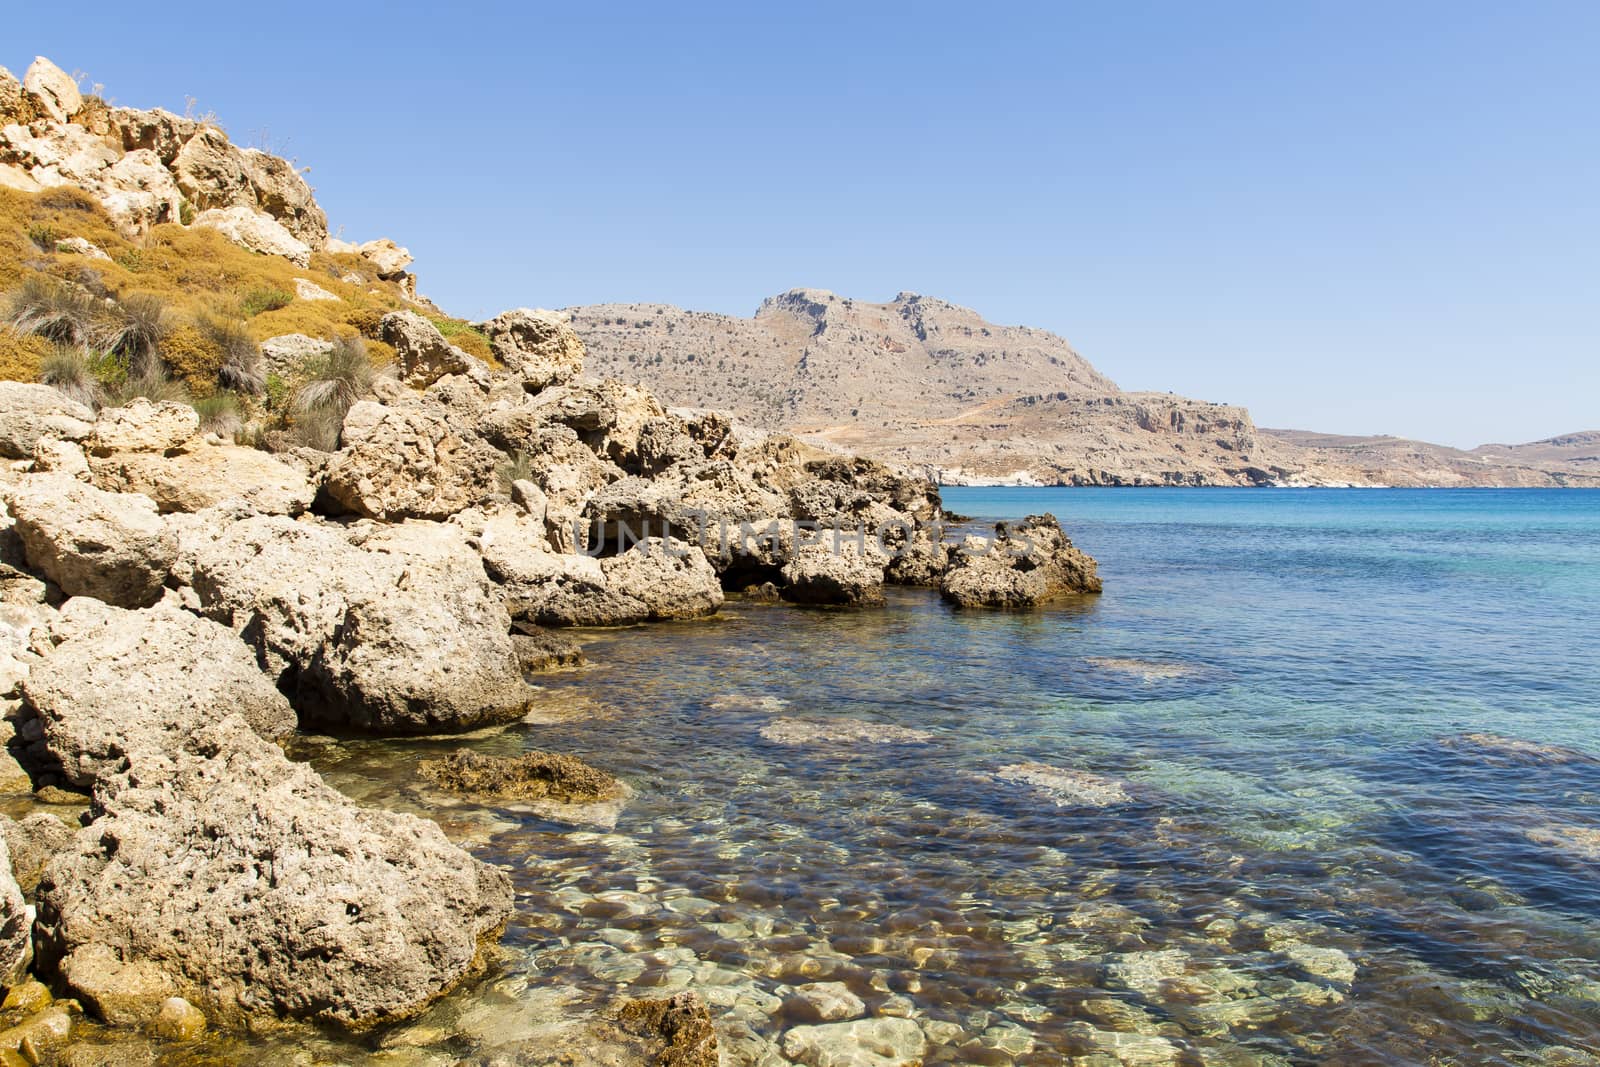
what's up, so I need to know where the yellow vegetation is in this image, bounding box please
[0,328,53,381]
[158,322,224,397]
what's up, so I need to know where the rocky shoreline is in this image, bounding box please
[0,56,1104,1062]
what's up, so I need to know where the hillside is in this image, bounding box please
[571,290,1600,487]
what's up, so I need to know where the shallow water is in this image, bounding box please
[297,488,1600,1065]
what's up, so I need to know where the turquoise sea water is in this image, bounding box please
[308,488,1600,1065]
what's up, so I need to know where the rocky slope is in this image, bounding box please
[570,291,1600,488]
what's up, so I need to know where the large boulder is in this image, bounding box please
[187,514,529,733]
[0,832,30,989]
[18,597,297,789]
[780,540,887,607]
[940,513,1102,608]
[378,311,483,390]
[483,538,721,627]
[88,442,315,516]
[22,57,80,124]
[87,399,199,456]
[94,148,185,235]
[0,813,74,897]
[357,239,412,279]
[36,715,514,1029]
[109,107,198,164]
[3,475,176,608]
[477,309,585,392]
[191,205,311,267]
[322,404,501,521]
[0,383,93,459]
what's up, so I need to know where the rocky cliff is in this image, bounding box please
[570,291,1600,488]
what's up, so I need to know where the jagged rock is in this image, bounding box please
[486,539,722,627]
[36,715,514,1029]
[585,462,789,563]
[379,311,480,389]
[478,420,622,548]
[0,814,74,896]
[92,149,184,234]
[87,399,199,455]
[940,513,1102,608]
[187,514,528,733]
[19,597,297,789]
[0,162,40,192]
[0,66,21,124]
[88,441,314,516]
[0,122,116,184]
[418,749,623,804]
[358,238,412,279]
[52,236,108,260]
[22,58,81,124]
[2,474,175,608]
[241,149,326,248]
[109,107,196,164]
[477,309,585,392]
[616,992,719,1067]
[0,383,93,460]
[59,943,177,1026]
[170,126,251,211]
[780,541,887,607]
[293,277,337,302]
[322,404,500,521]
[0,832,30,989]
[191,205,311,267]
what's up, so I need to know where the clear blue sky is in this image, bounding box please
[14,2,1597,446]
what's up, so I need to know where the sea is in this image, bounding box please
[293,487,1600,1065]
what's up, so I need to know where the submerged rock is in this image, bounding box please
[780,1016,927,1067]
[1439,732,1599,766]
[991,762,1131,808]
[419,749,624,805]
[615,991,719,1067]
[37,715,513,1030]
[510,626,586,671]
[941,513,1101,608]
[759,718,933,747]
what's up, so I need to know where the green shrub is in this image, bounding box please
[240,286,293,317]
[26,224,58,252]
[106,365,188,407]
[200,314,264,394]
[190,390,243,437]
[264,371,289,412]
[293,336,373,418]
[100,292,171,374]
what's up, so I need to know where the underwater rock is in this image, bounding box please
[991,762,1131,808]
[780,1016,927,1067]
[1438,732,1599,766]
[758,718,934,747]
[419,749,624,805]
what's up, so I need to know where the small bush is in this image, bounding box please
[158,322,224,397]
[116,248,148,273]
[293,336,374,418]
[100,292,170,374]
[431,317,492,361]
[264,371,289,413]
[191,390,243,438]
[27,224,58,252]
[344,306,386,338]
[240,286,293,317]
[6,275,102,347]
[284,404,343,452]
[38,346,127,409]
[106,365,189,407]
[201,314,265,394]
[35,188,100,214]
[178,199,195,226]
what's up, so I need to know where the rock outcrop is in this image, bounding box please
[323,405,500,521]
[483,538,723,627]
[941,513,1102,608]
[418,749,624,804]
[477,308,586,392]
[0,383,93,460]
[0,832,30,989]
[36,716,513,1029]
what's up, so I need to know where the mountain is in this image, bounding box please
[569,290,1599,488]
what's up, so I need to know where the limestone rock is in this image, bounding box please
[780,541,887,607]
[259,333,334,378]
[786,982,866,1024]
[19,597,297,789]
[170,126,251,211]
[108,107,197,164]
[241,149,327,248]
[418,749,624,804]
[87,399,199,456]
[358,238,412,279]
[153,997,206,1041]
[603,538,724,620]
[187,515,528,733]
[293,277,338,302]
[0,67,21,124]
[59,943,177,1026]
[379,311,476,389]
[93,149,184,234]
[616,992,719,1067]
[36,715,514,1029]
[0,122,116,183]
[52,237,109,260]
[0,383,93,460]
[3,475,175,608]
[477,309,585,391]
[0,163,40,193]
[940,513,1102,609]
[486,539,722,627]
[88,441,315,515]
[322,404,500,521]
[22,58,81,124]
[191,204,311,267]
[0,814,74,896]
[510,626,584,671]
[0,833,30,989]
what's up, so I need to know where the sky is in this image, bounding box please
[12,1,1597,447]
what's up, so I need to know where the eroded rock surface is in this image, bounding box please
[941,513,1101,609]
